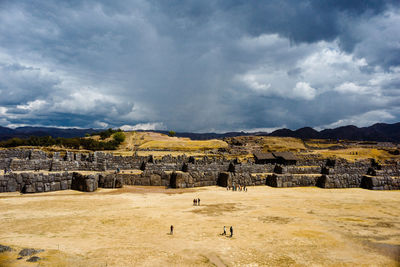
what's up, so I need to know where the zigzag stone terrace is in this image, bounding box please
[0,149,399,194]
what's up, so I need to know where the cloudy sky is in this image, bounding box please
[0,1,399,132]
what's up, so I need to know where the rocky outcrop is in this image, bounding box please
[0,244,12,253]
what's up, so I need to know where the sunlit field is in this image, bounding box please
[1,186,399,266]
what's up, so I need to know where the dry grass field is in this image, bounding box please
[305,148,397,162]
[118,132,228,152]
[1,186,399,266]
[138,140,228,151]
[260,137,306,152]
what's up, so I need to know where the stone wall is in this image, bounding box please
[0,172,73,193]
[360,175,400,190]
[9,159,52,171]
[0,171,124,193]
[266,174,320,188]
[0,148,399,192]
[316,174,362,188]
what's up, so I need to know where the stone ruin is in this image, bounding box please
[0,148,399,194]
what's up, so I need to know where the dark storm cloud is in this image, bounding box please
[0,0,399,131]
[153,0,398,51]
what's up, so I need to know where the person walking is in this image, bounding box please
[197,198,200,206]
[223,226,226,236]
[230,226,233,237]
[170,225,174,235]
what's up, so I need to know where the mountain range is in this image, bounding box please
[0,126,99,141]
[0,122,399,143]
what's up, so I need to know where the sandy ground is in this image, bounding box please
[0,186,399,266]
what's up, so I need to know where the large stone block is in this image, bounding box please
[47,175,54,182]
[16,174,23,184]
[71,172,98,192]
[50,182,61,191]
[44,183,51,192]
[54,174,61,182]
[60,180,68,190]
[99,174,123,188]
[150,174,161,186]
[6,179,17,192]
[170,172,190,188]
[23,184,36,193]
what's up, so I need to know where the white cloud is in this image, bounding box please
[51,89,120,114]
[239,34,285,50]
[292,82,316,100]
[120,122,166,131]
[321,110,395,129]
[298,43,369,93]
[238,74,271,92]
[0,107,9,125]
[0,106,7,115]
[94,121,109,128]
[16,99,47,111]
[239,125,287,133]
[334,82,377,95]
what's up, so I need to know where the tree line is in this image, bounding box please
[0,129,126,151]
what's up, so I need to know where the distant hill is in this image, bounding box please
[268,123,400,143]
[167,122,400,143]
[0,122,399,143]
[153,130,250,140]
[0,126,99,141]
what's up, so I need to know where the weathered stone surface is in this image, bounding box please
[0,244,12,253]
[266,174,319,187]
[170,172,190,188]
[0,148,399,193]
[6,178,17,192]
[150,174,161,186]
[18,248,44,257]
[50,182,61,191]
[27,256,41,262]
[317,174,362,188]
[23,184,36,193]
[71,172,98,192]
[361,175,400,190]
[44,183,51,192]
[60,180,68,190]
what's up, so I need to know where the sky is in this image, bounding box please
[0,0,399,133]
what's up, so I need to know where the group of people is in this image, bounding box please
[193,198,201,206]
[3,167,11,174]
[227,184,247,192]
[169,225,234,237]
[222,226,233,237]
[169,196,237,238]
